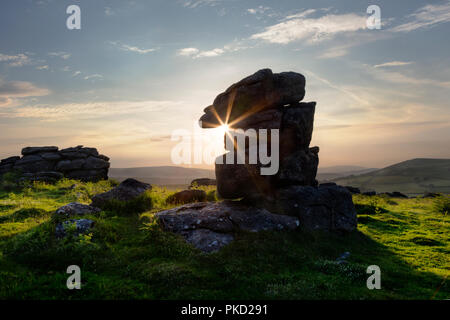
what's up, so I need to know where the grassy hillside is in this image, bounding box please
[109,166,215,187]
[317,166,378,182]
[0,178,448,299]
[333,159,450,195]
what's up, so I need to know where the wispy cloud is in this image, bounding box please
[251,10,366,44]
[181,0,221,9]
[48,51,71,60]
[177,47,224,58]
[104,7,115,16]
[3,100,182,121]
[391,2,450,32]
[84,74,103,80]
[374,61,413,68]
[109,41,157,54]
[0,53,31,67]
[72,71,81,77]
[0,79,50,107]
[36,65,49,70]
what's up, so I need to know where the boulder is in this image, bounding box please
[362,191,377,196]
[22,146,58,156]
[55,202,101,219]
[91,178,152,208]
[0,156,20,164]
[39,152,62,161]
[19,171,64,183]
[190,178,216,188]
[14,155,55,173]
[55,159,86,172]
[345,186,361,194]
[84,156,110,169]
[199,69,305,128]
[166,190,207,204]
[279,102,316,152]
[267,184,357,232]
[55,219,95,238]
[155,201,300,252]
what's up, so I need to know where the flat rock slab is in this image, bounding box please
[55,202,101,219]
[155,201,299,252]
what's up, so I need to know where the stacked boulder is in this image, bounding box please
[0,145,110,182]
[198,69,357,233]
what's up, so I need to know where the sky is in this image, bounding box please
[0,0,449,169]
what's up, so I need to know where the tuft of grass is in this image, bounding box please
[433,195,450,216]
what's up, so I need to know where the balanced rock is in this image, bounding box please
[199,69,305,128]
[91,178,151,208]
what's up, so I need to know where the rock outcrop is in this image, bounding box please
[198,69,357,233]
[189,178,216,188]
[155,202,300,252]
[0,145,110,182]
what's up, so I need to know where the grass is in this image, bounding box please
[0,178,448,300]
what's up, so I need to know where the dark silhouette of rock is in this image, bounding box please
[90,178,151,208]
[55,202,101,219]
[423,192,440,198]
[380,191,408,198]
[155,201,299,252]
[0,145,110,182]
[363,191,377,196]
[22,146,58,156]
[345,186,361,194]
[268,184,357,232]
[166,189,207,204]
[199,69,305,128]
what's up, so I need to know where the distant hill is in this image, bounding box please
[317,165,378,181]
[109,166,215,187]
[333,158,450,195]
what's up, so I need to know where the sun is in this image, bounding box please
[219,123,230,134]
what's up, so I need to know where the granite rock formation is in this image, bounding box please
[199,69,357,232]
[0,145,110,182]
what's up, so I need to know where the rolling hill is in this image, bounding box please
[316,165,378,181]
[109,166,215,187]
[333,158,450,195]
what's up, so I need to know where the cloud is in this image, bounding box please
[250,10,367,44]
[319,46,349,59]
[373,61,413,68]
[368,66,450,88]
[72,71,81,77]
[177,48,200,57]
[181,0,221,9]
[109,41,157,54]
[0,53,31,67]
[3,100,182,121]
[177,47,225,58]
[0,79,50,107]
[48,51,71,60]
[247,6,271,15]
[105,7,115,16]
[84,74,103,80]
[391,2,450,32]
[36,65,49,70]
